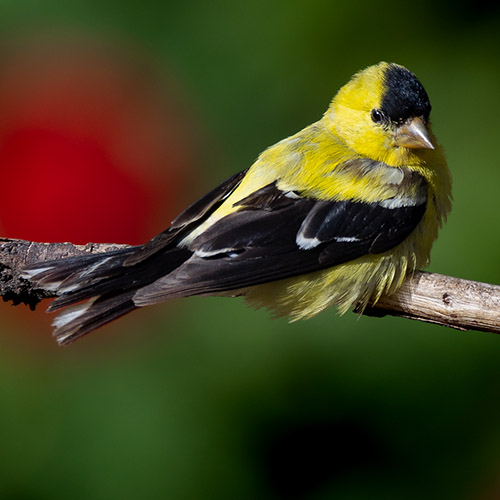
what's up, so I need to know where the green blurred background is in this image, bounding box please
[0,1,500,499]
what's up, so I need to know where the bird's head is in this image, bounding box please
[325,62,436,165]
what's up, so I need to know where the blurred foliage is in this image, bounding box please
[0,1,500,499]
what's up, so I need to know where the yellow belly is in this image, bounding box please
[240,248,409,320]
[239,212,435,320]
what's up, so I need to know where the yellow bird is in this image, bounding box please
[23,62,452,345]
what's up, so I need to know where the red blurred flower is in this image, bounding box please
[0,34,197,244]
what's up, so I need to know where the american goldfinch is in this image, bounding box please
[23,62,452,345]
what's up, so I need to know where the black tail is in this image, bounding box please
[50,291,137,345]
[21,246,190,345]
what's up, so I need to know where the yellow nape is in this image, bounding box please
[324,62,416,166]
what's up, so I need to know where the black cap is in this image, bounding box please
[381,64,431,123]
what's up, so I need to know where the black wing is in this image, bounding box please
[123,169,248,266]
[134,180,427,304]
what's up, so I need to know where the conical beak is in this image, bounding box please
[394,116,434,149]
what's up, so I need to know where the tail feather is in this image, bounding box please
[52,292,137,345]
[22,248,136,293]
[21,246,191,344]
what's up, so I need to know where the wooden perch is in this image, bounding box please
[1,237,499,335]
[0,238,129,309]
[363,272,500,334]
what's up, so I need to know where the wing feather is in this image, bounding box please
[123,169,248,266]
[134,178,427,306]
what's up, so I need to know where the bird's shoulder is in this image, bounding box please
[248,121,427,205]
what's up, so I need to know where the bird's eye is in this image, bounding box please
[371,109,384,123]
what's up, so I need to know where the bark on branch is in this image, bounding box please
[0,238,129,309]
[1,237,499,335]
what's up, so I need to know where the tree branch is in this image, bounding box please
[0,238,129,309]
[363,272,500,334]
[1,237,499,335]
